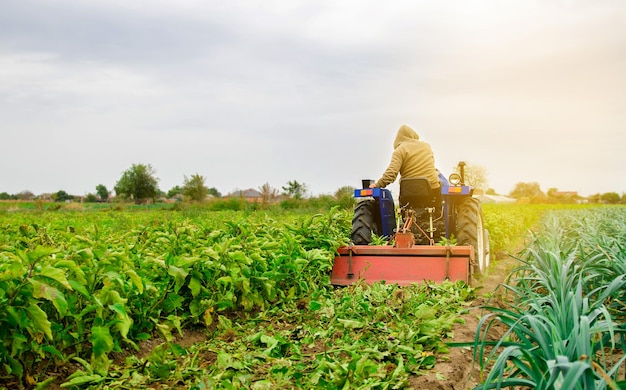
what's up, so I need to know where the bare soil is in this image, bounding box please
[155,254,516,390]
[115,255,517,390]
[408,254,517,389]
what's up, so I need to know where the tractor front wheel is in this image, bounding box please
[456,197,490,276]
[351,199,379,245]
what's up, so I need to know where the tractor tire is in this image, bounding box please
[455,197,490,276]
[351,199,379,245]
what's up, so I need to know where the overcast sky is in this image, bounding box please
[1,0,625,198]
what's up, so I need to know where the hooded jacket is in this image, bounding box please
[374,125,440,189]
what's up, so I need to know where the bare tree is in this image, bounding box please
[259,182,279,204]
[453,162,488,190]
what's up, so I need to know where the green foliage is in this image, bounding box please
[96,184,109,201]
[334,185,355,198]
[207,197,247,211]
[182,173,209,201]
[84,193,98,203]
[600,192,621,204]
[437,235,457,246]
[334,186,356,210]
[482,203,547,256]
[0,206,480,388]
[279,197,306,210]
[473,206,626,389]
[114,163,159,204]
[508,182,546,203]
[53,190,73,202]
[3,204,606,388]
[370,233,389,245]
[97,281,473,389]
[282,180,308,199]
[167,185,182,199]
[0,209,349,384]
[207,187,221,198]
[0,191,16,200]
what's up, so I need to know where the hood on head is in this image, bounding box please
[393,125,419,148]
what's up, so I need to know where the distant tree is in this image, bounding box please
[282,180,308,199]
[334,186,355,199]
[0,192,14,200]
[84,193,98,203]
[333,185,356,209]
[587,193,601,204]
[601,192,621,204]
[53,190,74,202]
[96,184,109,202]
[114,163,159,204]
[453,162,488,190]
[16,191,35,201]
[182,174,209,201]
[167,185,182,199]
[546,188,579,204]
[622,193,626,205]
[509,182,546,203]
[485,188,497,195]
[546,187,559,204]
[208,187,222,198]
[259,182,279,204]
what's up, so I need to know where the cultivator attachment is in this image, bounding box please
[330,245,474,286]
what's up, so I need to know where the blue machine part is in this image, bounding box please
[354,173,473,240]
[353,187,397,238]
[439,171,473,196]
[437,171,473,238]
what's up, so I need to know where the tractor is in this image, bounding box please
[331,161,490,286]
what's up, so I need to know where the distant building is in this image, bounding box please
[225,188,264,203]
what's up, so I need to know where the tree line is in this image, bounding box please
[506,181,626,204]
[1,163,624,205]
[0,163,350,205]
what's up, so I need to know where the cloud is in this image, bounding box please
[0,0,625,197]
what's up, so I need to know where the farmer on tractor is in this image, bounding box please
[369,124,441,207]
[331,124,490,286]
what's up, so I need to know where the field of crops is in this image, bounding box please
[474,206,626,389]
[0,203,623,389]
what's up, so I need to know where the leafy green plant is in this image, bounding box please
[473,207,626,389]
[370,233,389,245]
[0,203,565,388]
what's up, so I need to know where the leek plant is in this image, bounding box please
[474,207,626,390]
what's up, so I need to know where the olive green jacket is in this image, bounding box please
[374,125,440,189]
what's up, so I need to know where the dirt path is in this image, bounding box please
[409,254,518,389]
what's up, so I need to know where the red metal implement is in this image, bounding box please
[331,245,473,286]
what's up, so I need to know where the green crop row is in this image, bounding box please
[0,207,481,389]
[481,203,583,257]
[0,209,352,386]
[0,203,575,388]
[473,206,626,389]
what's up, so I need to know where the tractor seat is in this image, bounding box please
[399,178,441,209]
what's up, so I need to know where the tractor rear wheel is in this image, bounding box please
[351,199,379,245]
[455,197,490,276]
